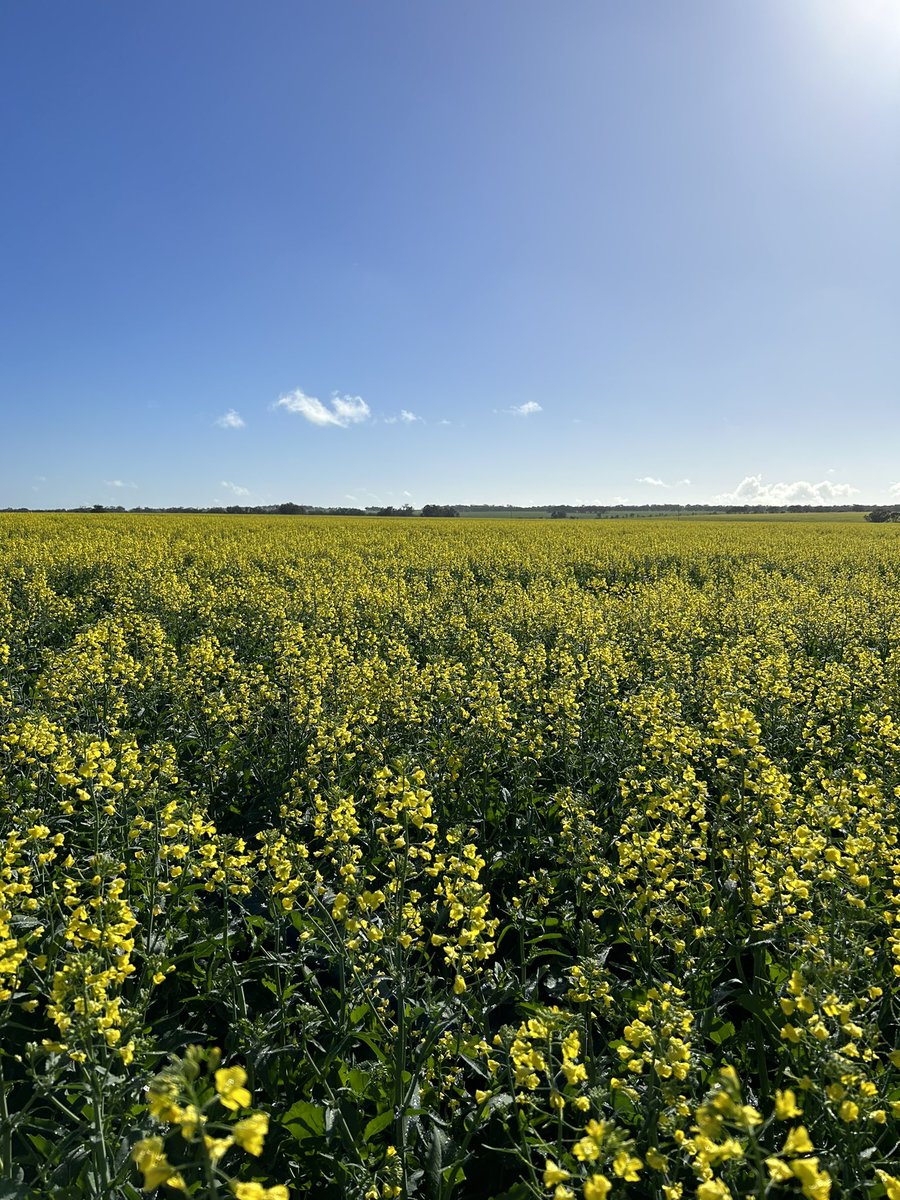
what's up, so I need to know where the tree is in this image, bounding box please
[865,507,900,523]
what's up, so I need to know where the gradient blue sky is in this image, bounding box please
[2,1,899,508]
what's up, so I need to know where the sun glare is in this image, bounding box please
[814,0,900,64]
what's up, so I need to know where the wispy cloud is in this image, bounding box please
[220,480,251,497]
[215,409,245,430]
[636,476,691,488]
[715,475,858,504]
[274,389,370,428]
[888,482,900,498]
[385,409,422,425]
[504,401,542,417]
[104,479,137,489]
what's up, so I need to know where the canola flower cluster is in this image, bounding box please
[2,512,900,1199]
[133,1045,289,1198]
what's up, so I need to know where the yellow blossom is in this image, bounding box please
[790,1157,831,1200]
[132,1136,185,1191]
[233,1111,269,1156]
[876,1172,900,1200]
[583,1175,611,1200]
[544,1159,570,1188]
[215,1065,252,1111]
[782,1125,814,1156]
[611,1151,641,1181]
[774,1089,802,1119]
[696,1181,731,1200]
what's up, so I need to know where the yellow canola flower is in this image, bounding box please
[179,1104,205,1139]
[544,1159,570,1187]
[612,1151,642,1181]
[790,1157,831,1200]
[582,1175,611,1200]
[147,1087,184,1125]
[132,1136,185,1191]
[232,1185,290,1200]
[774,1089,802,1119]
[205,1134,234,1161]
[782,1125,814,1155]
[233,1111,269,1156]
[877,1172,900,1200]
[766,1157,794,1183]
[215,1065,252,1111]
[696,1181,731,1200]
[573,1119,607,1163]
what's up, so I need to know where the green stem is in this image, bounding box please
[0,1056,12,1177]
[89,1066,112,1197]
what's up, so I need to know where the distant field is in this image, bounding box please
[2,514,900,1198]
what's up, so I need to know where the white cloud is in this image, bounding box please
[384,410,421,425]
[220,480,251,497]
[104,479,137,489]
[888,482,900,498]
[215,409,245,429]
[635,476,691,488]
[715,475,859,504]
[506,401,542,417]
[274,389,370,428]
[439,419,451,426]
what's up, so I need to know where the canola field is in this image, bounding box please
[3,513,900,1200]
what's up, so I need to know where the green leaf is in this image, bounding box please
[363,1110,394,1143]
[339,1064,371,1096]
[709,1019,736,1045]
[0,1180,32,1200]
[425,1124,446,1198]
[283,1100,326,1141]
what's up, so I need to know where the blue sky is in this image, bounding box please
[2,1,899,508]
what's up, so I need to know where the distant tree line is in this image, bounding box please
[455,503,876,516]
[420,504,459,517]
[19,502,458,517]
[2,502,887,518]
